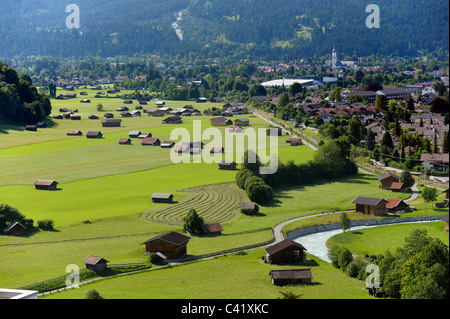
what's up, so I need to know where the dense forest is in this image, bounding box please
[0,0,448,60]
[0,62,51,124]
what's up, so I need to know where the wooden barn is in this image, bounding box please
[151,193,174,203]
[162,116,182,124]
[174,145,189,153]
[70,114,81,120]
[201,223,224,236]
[229,126,243,133]
[86,131,103,139]
[378,173,400,190]
[82,255,109,271]
[138,132,152,139]
[101,119,122,127]
[67,130,82,136]
[25,125,37,131]
[218,161,237,170]
[3,221,27,236]
[385,199,410,213]
[141,231,191,259]
[210,146,224,154]
[389,182,405,192]
[352,196,388,216]
[118,138,132,145]
[285,138,303,146]
[211,117,232,126]
[88,115,99,120]
[34,179,58,190]
[267,127,283,136]
[269,269,313,286]
[161,141,175,148]
[265,239,307,264]
[234,118,250,126]
[128,131,141,138]
[142,137,161,146]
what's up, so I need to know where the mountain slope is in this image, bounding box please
[0,0,448,59]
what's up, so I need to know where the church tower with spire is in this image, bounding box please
[332,48,337,69]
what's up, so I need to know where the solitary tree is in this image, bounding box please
[400,170,415,189]
[339,212,351,233]
[422,187,438,210]
[183,208,204,235]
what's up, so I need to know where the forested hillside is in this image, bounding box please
[0,0,448,59]
[0,62,51,124]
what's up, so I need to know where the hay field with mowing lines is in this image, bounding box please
[142,182,246,226]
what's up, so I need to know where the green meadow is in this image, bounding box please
[40,249,370,299]
[327,221,449,256]
[0,92,446,298]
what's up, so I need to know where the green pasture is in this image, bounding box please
[327,221,449,256]
[40,248,370,299]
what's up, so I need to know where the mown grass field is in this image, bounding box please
[40,249,371,299]
[0,91,446,298]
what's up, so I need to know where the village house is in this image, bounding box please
[88,115,99,120]
[269,269,313,286]
[378,173,400,190]
[82,255,109,271]
[420,153,449,172]
[151,193,174,203]
[265,239,307,264]
[141,231,190,259]
[3,221,27,236]
[34,179,58,190]
[352,196,388,216]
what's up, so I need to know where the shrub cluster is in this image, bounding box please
[236,169,273,205]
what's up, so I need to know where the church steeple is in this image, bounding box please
[332,48,337,68]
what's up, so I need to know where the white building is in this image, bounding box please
[261,78,313,88]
